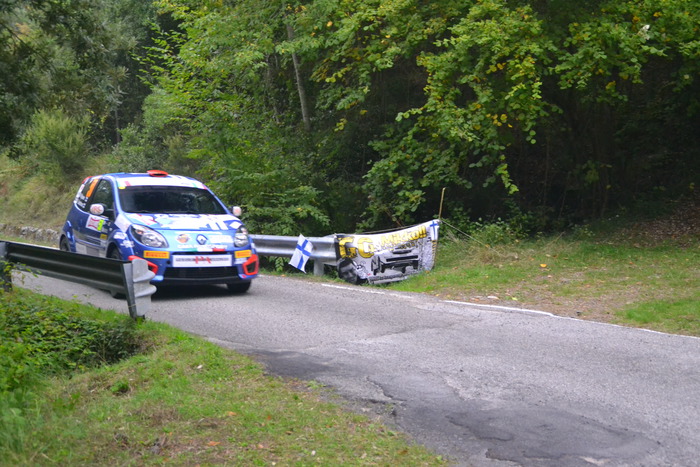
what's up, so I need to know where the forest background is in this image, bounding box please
[1,0,698,237]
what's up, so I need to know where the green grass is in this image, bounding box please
[0,153,91,231]
[620,297,700,336]
[0,290,444,466]
[391,227,700,336]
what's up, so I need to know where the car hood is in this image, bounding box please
[116,213,243,233]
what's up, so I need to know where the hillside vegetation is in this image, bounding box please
[1,0,699,236]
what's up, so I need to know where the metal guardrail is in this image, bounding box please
[0,234,336,320]
[251,234,338,276]
[0,241,156,320]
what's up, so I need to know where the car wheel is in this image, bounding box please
[108,247,125,299]
[59,236,71,252]
[227,281,251,294]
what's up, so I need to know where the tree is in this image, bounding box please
[130,0,331,235]
[1,0,154,153]
[289,0,700,225]
[119,0,700,233]
[16,108,90,184]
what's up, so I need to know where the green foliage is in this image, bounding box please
[126,0,333,235]
[0,0,149,149]
[287,0,700,226]
[0,339,39,394]
[0,3,39,146]
[0,292,140,379]
[465,219,526,246]
[14,108,90,184]
[0,291,142,456]
[197,127,332,235]
[111,88,195,174]
[554,0,699,99]
[5,0,700,234]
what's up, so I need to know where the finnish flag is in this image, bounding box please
[428,220,440,241]
[290,234,314,272]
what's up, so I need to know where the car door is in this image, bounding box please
[70,176,98,255]
[81,178,116,257]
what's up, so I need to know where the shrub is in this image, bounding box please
[0,293,140,377]
[0,340,40,394]
[0,292,142,456]
[14,108,90,185]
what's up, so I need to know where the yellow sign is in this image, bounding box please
[144,251,170,259]
[235,250,252,259]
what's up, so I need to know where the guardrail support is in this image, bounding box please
[313,259,324,276]
[0,242,11,292]
[123,258,157,319]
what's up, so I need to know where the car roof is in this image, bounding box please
[98,171,208,190]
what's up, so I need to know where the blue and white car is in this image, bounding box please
[60,170,258,293]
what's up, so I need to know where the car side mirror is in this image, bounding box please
[89,204,105,216]
[89,204,115,220]
[231,206,243,217]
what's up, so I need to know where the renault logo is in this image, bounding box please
[197,234,207,245]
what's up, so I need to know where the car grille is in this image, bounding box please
[163,266,238,280]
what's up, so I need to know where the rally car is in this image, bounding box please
[59,170,258,293]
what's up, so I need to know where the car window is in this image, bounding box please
[91,179,114,210]
[118,186,227,215]
[75,177,99,212]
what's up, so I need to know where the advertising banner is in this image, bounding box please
[336,220,440,284]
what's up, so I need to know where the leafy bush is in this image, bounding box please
[441,217,525,246]
[0,340,40,394]
[0,292,140,378]
[469,220,521,245]
[14,108,90,185]
[0,291,142,455]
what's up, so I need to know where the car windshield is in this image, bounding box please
[118,186,227,215]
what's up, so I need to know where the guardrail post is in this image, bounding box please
[123,258,156,320]
[0,242,11,292]
[313,259,325,276]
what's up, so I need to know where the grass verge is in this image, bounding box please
[390,223,700,337]
[0,289,444,466]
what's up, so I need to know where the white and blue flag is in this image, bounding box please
[290,234,314,272]
[428,219,440,241]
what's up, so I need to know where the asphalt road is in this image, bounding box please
[18,273,700,467]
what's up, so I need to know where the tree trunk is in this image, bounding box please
[286,23,311,132]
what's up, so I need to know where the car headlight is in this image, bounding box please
[130,224,168,248]
[234,227,250,247]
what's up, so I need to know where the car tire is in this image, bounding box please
[108,247,125,299]
[59,236,71,252]
[227,281,251,294]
